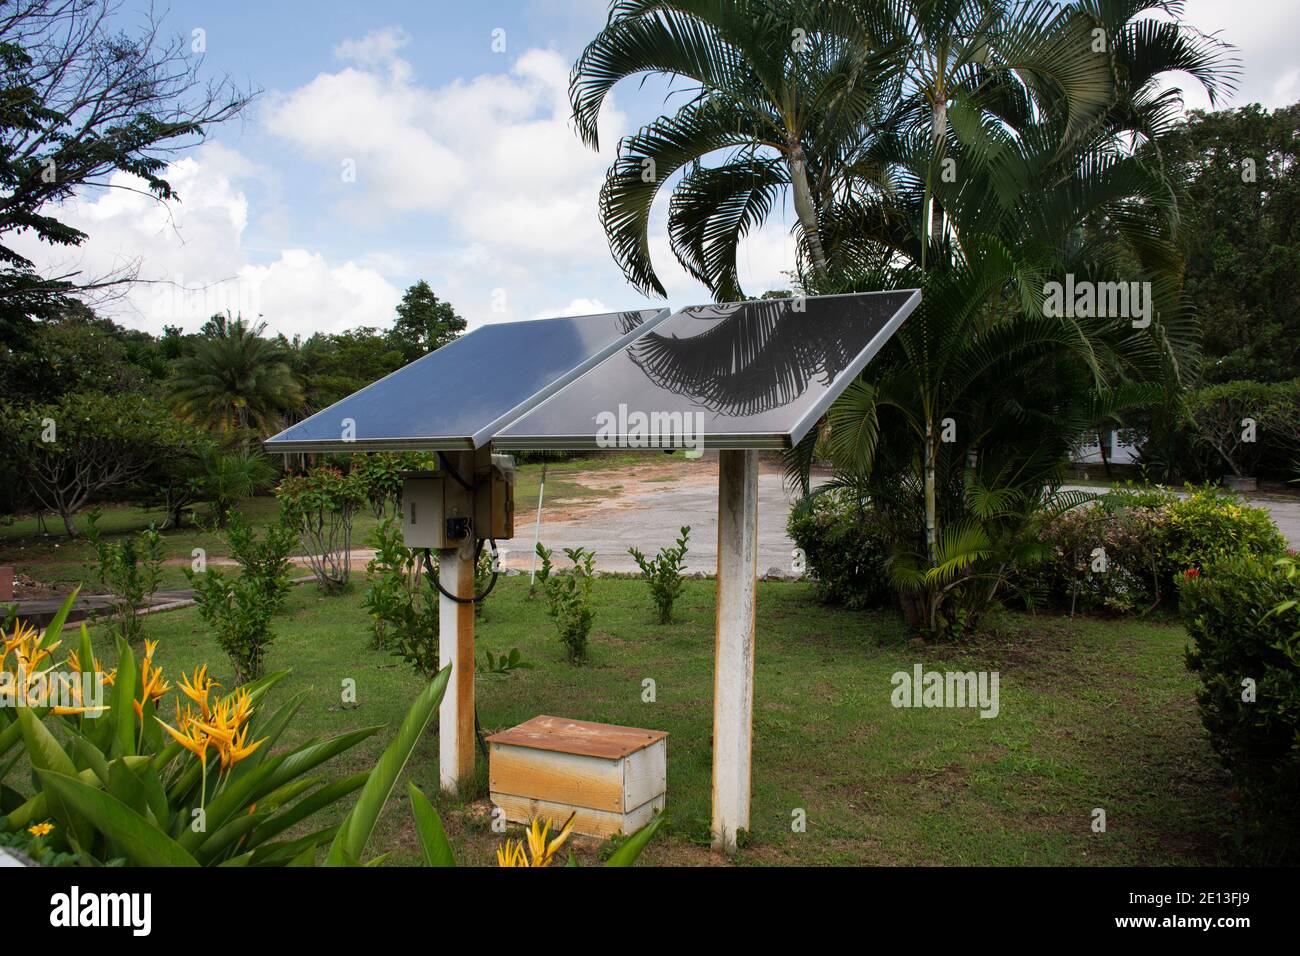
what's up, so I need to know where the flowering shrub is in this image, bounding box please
[0,599,407,866]
[277,466,367,592]
[1013,485,1287,615]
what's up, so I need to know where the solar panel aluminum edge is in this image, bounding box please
[263,308,671,454]
[491,290,921,452]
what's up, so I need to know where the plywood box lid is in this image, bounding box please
[487,715,668,760]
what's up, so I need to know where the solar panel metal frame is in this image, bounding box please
[492,289,921,452]
[263,308,671,454]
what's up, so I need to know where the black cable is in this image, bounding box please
[421,544,499,604]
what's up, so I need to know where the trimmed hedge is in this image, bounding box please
[1181,555,1300,853]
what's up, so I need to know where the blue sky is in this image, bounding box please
[17,0,1299,341]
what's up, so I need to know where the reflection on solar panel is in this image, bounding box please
[493,290,920,451]
[264,309,669,453]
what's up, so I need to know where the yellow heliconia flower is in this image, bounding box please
[157,685,265,771]
[496,815,576,868]
[27,821,54,838]
[221,724,265,770]
[177,664,220,716]
[66,649,116,686]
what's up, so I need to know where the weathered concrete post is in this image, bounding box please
[711,449,759,853]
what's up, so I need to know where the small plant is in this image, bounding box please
[185,516,295,684]
[477,646,534,677]
[361,515,422,650]
[83,509,163,644]
[360,517,441,677]
[276,466,367,592]
[628,526,691,623]
[535,543,596,663]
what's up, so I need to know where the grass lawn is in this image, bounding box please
[43,574,1233,867]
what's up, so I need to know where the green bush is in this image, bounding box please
[787,490,893,610]
[277,465,367,592]
[534,544,595,663]
[83,509,163,643]
[629,526,690,624]
[186,516,296,684]
[1021,498,1168,615]
[1013,484,1286,615]
[1159,486,1287,579]
[1181,554,1300,856]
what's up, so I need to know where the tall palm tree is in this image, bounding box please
[170,315,304,435]
[571,0,1127,298]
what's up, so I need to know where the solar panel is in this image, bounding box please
[264,309,670,453]
[493,290,920,451]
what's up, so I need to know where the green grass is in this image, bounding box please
[38,574,1232,867]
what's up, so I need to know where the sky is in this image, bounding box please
[14,0,1300,341]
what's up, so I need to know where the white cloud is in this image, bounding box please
[11,144,402,339]
[1163,1,1300,112]
[263,42,628,269]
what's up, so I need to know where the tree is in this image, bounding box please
[0,390,205,535]
[170,314,303,434]
[1165,103,1300,384]
[390,281,465,362]
[568,0,1136,299]
[0,0,253,319]
[289,327,406,412]
[0,301,167,402]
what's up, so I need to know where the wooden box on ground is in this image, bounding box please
[487,716,667,839]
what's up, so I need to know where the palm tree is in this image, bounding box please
[570,0,1135,298]
[170,315,304,435]
[571,0,901,298]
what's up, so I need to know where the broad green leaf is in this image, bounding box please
[407,781,455,867]
[247,771,369,847]
[326,667,451,866]
[36,769,199,867]
[109,639,136,759]
[18,707,94,849]
[604,813,664,867]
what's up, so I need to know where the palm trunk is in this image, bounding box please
[924,416,938,565]
[787,143,829,276]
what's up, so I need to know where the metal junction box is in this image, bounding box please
[401,453,514,550]
[401,471,473,549]
[474,452,515,542]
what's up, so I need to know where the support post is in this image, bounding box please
[711,449,758,854]
[438,455,477,796]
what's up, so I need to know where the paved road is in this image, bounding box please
[493,456,1300,577]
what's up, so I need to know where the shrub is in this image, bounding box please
[351,452,431,519]
[1012,484,1287,615]
[277,466,367,592]
[1159,486,1287,580]
[1181,554,1300,856]
[197,445,277,527]
[361,515,424,651]
[535,544,596,663]
[83,509,163,643]
[787,490,893,610]
[186,516,296,684]
[1020,496,1168,615]
[629,526,690,623]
